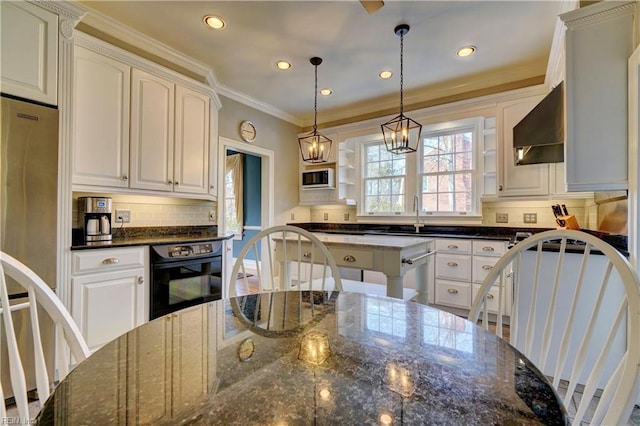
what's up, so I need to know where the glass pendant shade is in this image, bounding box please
[381,24,422,154]
[299,57,332,163]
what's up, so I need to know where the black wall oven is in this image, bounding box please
[150,241,223,320]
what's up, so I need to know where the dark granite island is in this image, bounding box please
[36,291,567,425]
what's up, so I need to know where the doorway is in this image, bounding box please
[218,137,274,289]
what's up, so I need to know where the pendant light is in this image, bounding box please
[299,57,332,163]
[381,24,422,154]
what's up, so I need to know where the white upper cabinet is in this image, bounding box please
[561,1,636,192]
[496,94,549,197]
[71,33,216,198]
[130,69,176,192]
[174,86,210,195]
[0,1,58,105]
[73,46,131,187]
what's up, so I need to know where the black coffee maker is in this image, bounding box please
[78,196,112,244]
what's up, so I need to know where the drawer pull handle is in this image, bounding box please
[102,257,120,264]
[343,255,356,263]
[447,244,458,249]
[137,276,144,285]
[486,294,495,300]
[482,246,495,252]
[482,265,493,270]
[447,261,458,267]
[303,252,312,258]
[447,288,458,294]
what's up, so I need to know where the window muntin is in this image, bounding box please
[420,129,475,214]
[363,142,406,213]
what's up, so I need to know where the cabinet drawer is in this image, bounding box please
[435,254,471,281]
[281,244,373,270]
[435,280,471,309]
[435,239,471,254]
[328,247,373,269]
[472,256,500,283]
[72,247,146,274]
[472,283,503,315]
[472,240,506,257]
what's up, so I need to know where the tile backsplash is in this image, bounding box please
[307,197,599,230]
[73,193,216,228]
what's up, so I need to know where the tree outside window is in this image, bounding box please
[363,143,406,213]
[420,130,473,214]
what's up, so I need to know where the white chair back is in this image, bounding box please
[469,229,640,425]
[0,252,89,420]
[229,225,342,297]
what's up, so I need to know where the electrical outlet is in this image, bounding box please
[344,212,350,221]
[208,210,215,222]
[496,212,509,223]
[523,213,537,224]
[115,210,131,223]
[323,212,329,221]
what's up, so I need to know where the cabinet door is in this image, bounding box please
[497,95,549,196]
[0,1,57,105]
[72,268,145,352]
[130,69,175,191]
[174,85,210,194]
[73,46,131,187]
[562,2,635,191]
[171,304,210,410]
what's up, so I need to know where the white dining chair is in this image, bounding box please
[469,229,640,425]
[229,225,342,297]
[0,251,90,420]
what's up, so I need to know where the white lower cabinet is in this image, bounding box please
[434,238,508,314]
[71,246,148,352]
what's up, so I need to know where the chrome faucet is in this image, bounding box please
[413,195,422,233]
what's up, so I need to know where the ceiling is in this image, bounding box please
[76,1,567,127]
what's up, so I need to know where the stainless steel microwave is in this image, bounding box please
[301,168,335,189]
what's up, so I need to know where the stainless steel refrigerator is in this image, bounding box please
[0,95,58,399]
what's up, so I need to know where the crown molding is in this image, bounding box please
[214,82,302,126]
[32,0,85,21]
[560,0,637,29]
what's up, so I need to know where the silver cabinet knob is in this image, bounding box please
[137,276,144,285]
[168,180,173,185]
[122,175,128,181]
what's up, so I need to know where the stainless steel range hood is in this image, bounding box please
[513,82,564,165]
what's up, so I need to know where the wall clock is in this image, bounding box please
[238,338,255,362]
[239,120,257,143]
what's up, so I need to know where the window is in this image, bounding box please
[358,117,481,217]
[420,127,474,213]
[363,142,406,213]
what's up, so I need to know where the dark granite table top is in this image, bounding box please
[36,291,568,425]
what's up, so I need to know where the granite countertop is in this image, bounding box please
[71,225,232,250]
[290,222,629,255]
[36,291,568,425]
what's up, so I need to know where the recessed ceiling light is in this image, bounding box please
[203,15,225,30]
[456,45,476,57]
[276,60,292,70]
[379,70,393,79]
[320,88,332,96]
